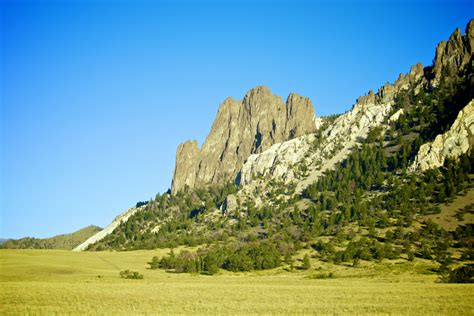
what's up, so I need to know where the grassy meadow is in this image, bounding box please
[1,249,473,315]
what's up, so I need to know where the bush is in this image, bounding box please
[174,250,199,273]
[159,249,176,269]
[201,250,223,275]
[148,256,160,269]
[224,253,254,272]
[309,272,335,279]
[119,270,143,279]
[441,264,474,283]
[302,254,311,270]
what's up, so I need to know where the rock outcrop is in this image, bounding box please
[410,100,474,172]
[240,134,315,186]
[432,19,474,86]
[171,86,317,194]
[238,62,426,201]
[234,20,474,206]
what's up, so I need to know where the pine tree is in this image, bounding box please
[302,254,311,270]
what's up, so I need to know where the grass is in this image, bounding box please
[1,249,473,315]
[424,188,474,231]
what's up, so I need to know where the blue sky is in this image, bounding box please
[1,0,472,239]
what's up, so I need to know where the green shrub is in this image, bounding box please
[201,250,222,275]
[148,256,160,269]
[174,250,199,273]
[308,272,335,279]
[224,253,254,272]
[440,264,474,283]
[159,249,176,269]
[119,270,143,279]
[302,254,311,270]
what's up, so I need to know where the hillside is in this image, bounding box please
[77,19,474,280]
[1,225,102,250]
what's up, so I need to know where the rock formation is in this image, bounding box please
[410,100,474,172]
[172,20,474,196]
[238,62,426,201]
[171,86,317,194]
[235,20,474,205]
[432,19,473,86]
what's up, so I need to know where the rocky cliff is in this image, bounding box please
[171,86,317,194]
[410,100,474,172]
[230,20,474,209]
[233,64,425,209]
[432,19,474,86]
[171,20,473,196]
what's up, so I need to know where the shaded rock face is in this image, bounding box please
[171,86,317,194]
[410,100,474,172]
[172,140,200,193]
[432,19,474,85]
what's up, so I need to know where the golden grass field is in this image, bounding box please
[1,249,473,315]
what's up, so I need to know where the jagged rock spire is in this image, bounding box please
[171,86,317,194]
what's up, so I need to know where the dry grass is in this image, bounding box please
[1,249,473,315]
[424,188,474,231]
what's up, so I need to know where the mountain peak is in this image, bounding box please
[433,19,473,86]
[171,86,317,194]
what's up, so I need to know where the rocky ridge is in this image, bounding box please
[432,19,474,86]
[224,22,474,210]
[171,86,318,194]
[173,20,473,197]
[231,64,426,210]
[410,99,474,172]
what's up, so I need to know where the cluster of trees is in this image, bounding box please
[135,201,149,208]
[440,264,474,283]
[308,217,460,265]
[150,241,283,274]
[313,237,399,264]
[301,128,472,235]
[387,71,472,170]
[452,224,474,261]
[88,182,238,250]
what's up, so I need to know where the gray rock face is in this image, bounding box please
[410,100,474,172]
[432,19,474,85]
[171,86,317,194]
[239,75,412,202]
[172,140,200,192]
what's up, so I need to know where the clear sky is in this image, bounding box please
[1,0,472,239]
